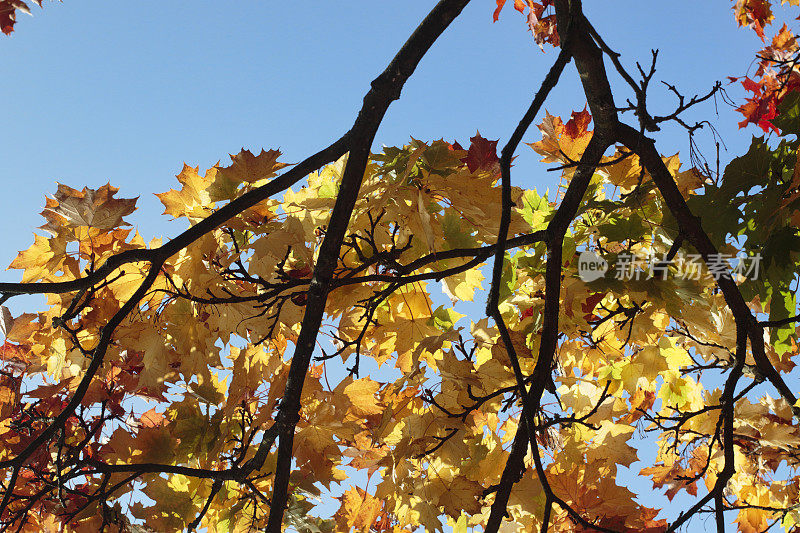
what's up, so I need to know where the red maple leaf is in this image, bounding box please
[564,106,593,139]
[0,341,26,362]
[736,77,780,134]
[580,291,606,321]
[461,132,500,173]
[0,0,42,35]
[493,0,528,22]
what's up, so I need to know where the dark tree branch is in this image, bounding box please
[666,324,746,533]
[487,1,622,529]
[485,415,529,532]
[484,31,574,533]
[615,122,798,409]
[0,135,353,297]
[263,1,473,530]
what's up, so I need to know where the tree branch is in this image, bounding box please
[263,1,473,529]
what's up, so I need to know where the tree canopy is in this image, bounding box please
[2,1,800,532]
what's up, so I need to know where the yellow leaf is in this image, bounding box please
[156,163,215,219]
[436,476,483,516]
[589,421,638,468]
[343,378,384,417]
[216,148,289,185]
[334,487,384,532]
[442,267,485,304]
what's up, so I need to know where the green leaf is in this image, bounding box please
[442,210,478,250]
[518,189,553,230]
[429,305,464,331]
[499,252,518,303]
[773,91,800,137]
[422,140,463,175]
[596,212,648,243]
[719,137,772,200]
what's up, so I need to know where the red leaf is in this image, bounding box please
[513,0,528,14]
[286,265,313,279]
[564,106,593,140]
[581,292,606,321]
[737,93,779,134]
[742,76,761,93]
[461,132,500,173]
[492,0,506,22]
[0,341,26,361]
[0,0,43,36]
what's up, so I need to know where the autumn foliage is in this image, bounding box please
[4,1,800,532]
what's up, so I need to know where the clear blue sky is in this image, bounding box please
[0,0,769,258]
[0,1,790,530]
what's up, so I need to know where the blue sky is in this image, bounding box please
[0,0,794,530]
[0,0,770,260]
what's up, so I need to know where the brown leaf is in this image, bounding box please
[40,182,137,232]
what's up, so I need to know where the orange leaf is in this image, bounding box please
[334,487,386,532]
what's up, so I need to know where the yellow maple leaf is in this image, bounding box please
[334,487,385,532]
[216,148,289,185]
[589,421,638,468]
[9,232,71,283]
[441,266,484,304]
[528,109,592,165]
[436,475,484,517]
[156,163,215,219]
[343,377,384,417]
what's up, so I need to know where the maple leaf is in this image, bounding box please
[436,476,483,516]
[756,24,799,77]
[40,182,137,232]
[343,377,384,418]
[733,0,775,40]
[492,0,528,22]
[736,77,781,133]
[9,231,73,282]
[564,106,592,140]
[526,4,559,49]
[492,0,559,48]
[589,421,638,468]
[460,132,500,174]
[441,267,484,305]
[640,460,699,500]
[156,164,215,219]
[529,109,593,165]
[0,0,41,35]
[215,148,289,185]
[334,487,387,532]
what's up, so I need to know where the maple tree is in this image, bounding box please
[3,0,800,531]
